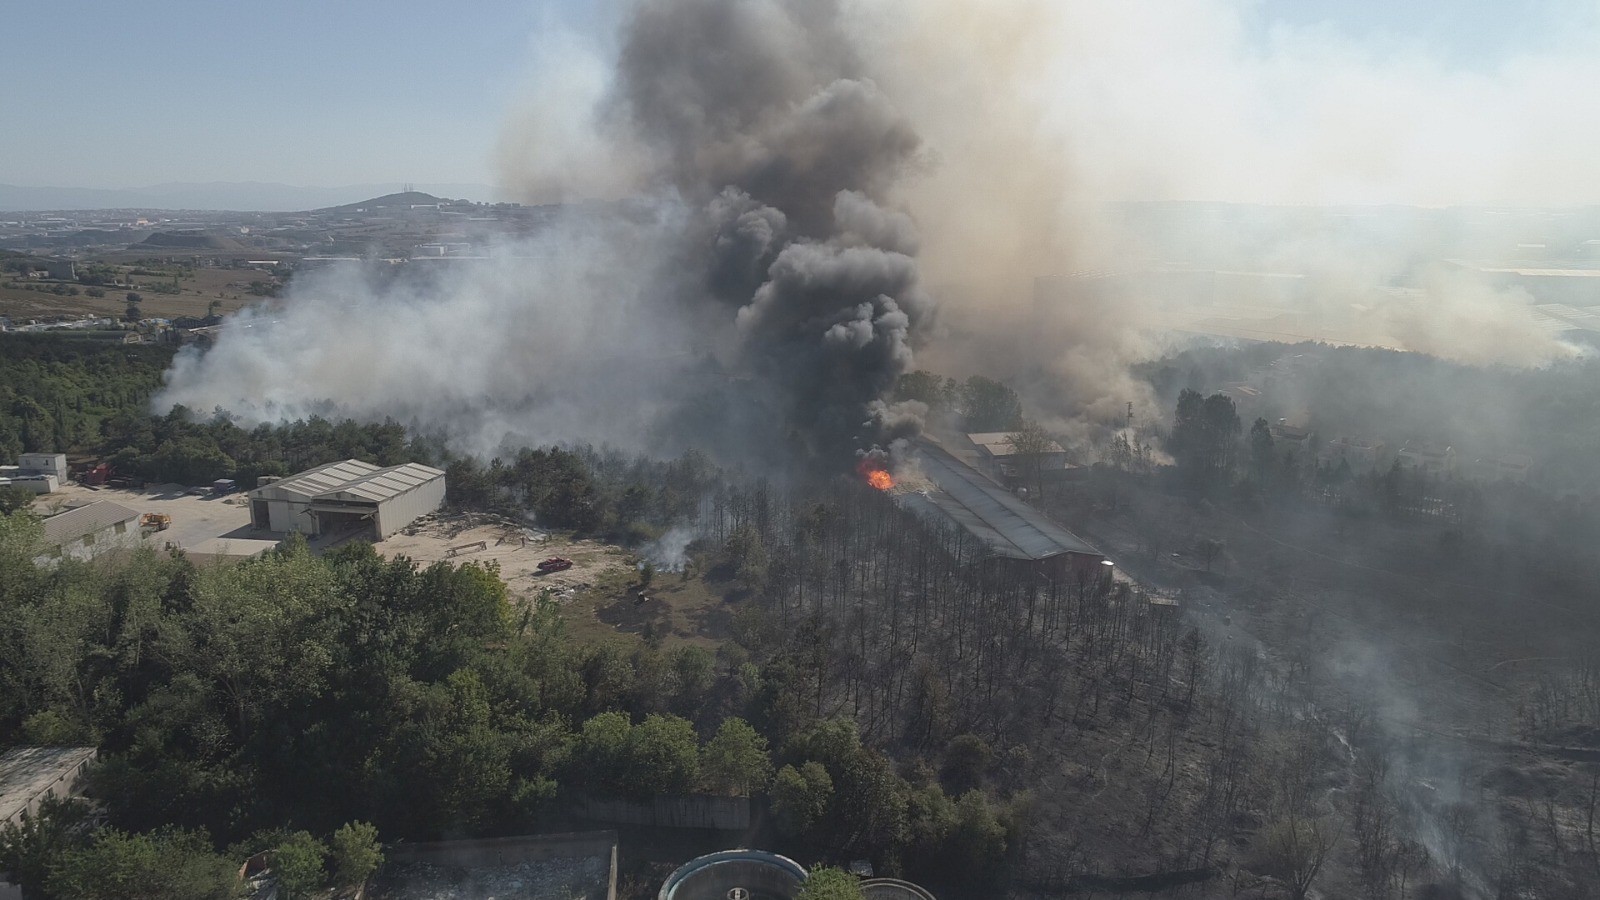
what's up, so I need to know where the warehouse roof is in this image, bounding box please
[40,500,139,546]
[902,440,1100,561]
[0,746,97,826]
[320,462,446,503]
[257,459,382,501]
[251,460,444,504]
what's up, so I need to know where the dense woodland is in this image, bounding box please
[6,338,1600,897]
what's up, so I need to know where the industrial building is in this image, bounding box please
[1,746,98,897]
[36,500,141,563]
[965,431,1072,486]
[0,746,97,897]
[248,459,446,540]
[0,746,98,830]
[900,439,1105,579]
[0,452,68,495]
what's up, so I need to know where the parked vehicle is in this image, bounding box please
[536,557,573,573]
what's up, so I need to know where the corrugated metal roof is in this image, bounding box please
[256,459,382,501]
[321,462,446,503]
[902,440,1100,561]
[250,459,445,505]
[40,500,140,546]
[0,746,98,826]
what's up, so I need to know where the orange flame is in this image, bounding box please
[857,457,895,491]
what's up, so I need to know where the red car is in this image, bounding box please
[536,557,573,573]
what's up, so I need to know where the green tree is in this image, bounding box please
[1249,417,1275,483]
[1005,419,1055,499]
[1170,389,1241,490]
[329,821,383,890]
[625,713,700,797]
[893,370,957,413]
[0,485,33,514]
[46,828,238,900]
[273,831,327,899]
[573,711,632,795]
[941,734,993,793]
[797,866,865,900]
[772,762,833,835]
[0,796,92,898]
[700,717,772,796]
[961,376,1023,432]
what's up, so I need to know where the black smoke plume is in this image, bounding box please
[159,0,933,469]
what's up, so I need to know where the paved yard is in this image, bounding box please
[39,482,255,551]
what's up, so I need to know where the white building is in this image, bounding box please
[248,459,446,539]
[36,500,141,563]
[17,453,67,480]
[0,474,58,495]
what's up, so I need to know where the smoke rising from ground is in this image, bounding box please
[162,0,934,465]
[160,0,1599,459]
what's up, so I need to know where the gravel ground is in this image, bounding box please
[370,856,611,900]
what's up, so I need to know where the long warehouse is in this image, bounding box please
[900,438,1105,580]
[248,459,446,540]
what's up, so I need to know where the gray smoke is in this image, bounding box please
[158,0,932,468]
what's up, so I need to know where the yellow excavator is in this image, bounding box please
[140,513,171,532]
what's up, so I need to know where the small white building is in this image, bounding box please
[17,453,68,481]
[248,459,446,540]
[36,500,141,563]
[0,474,58,495]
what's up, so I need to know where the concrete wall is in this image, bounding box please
[374,475,445,539]
[385,831,617,900]
[49,520,140,564]
[573,794,751,830]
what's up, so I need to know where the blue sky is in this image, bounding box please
[0,0,1581,191]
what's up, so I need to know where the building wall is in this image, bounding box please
[44,520,140,564]
[265,498,305,534]
[17,453,67,480]
[374,475,446,539]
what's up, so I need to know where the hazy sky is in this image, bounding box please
[1,0,1589,195]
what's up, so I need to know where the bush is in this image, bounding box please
[329,821,382,889]
[273,831,328,899]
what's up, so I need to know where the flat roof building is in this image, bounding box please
[248,459,445,540]
[0,746,97,829]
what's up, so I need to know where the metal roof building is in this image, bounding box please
[0,746,97,829]
[901,439,1101,565]
[36,500,141,563]
[248,460,445,540]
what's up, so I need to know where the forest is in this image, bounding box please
[6,338,1600,898]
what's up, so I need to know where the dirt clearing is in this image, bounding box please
[373,511,634,606]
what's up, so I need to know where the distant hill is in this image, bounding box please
[311,191,460,215]
[0,182,502,212]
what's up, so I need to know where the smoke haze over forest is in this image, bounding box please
[157,0,1600,462]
